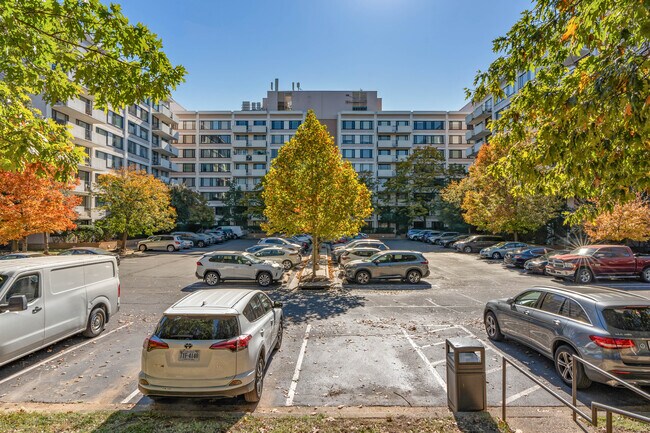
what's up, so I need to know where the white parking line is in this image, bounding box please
[426,298,461,314]
[0,323,131,387]
[285,324,312,406]
[500,384,541,405]
[120,388,141,404]
[401,328,447,391]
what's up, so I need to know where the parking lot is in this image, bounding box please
[1,239,648,412]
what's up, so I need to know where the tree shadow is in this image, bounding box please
[548,277,650,293]
[90,408,247,432]
[342,281,435,291]
[453,411,505,433]
[266,290,366,324]
[181,281,284,293]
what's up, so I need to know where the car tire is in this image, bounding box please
[491,252,502,260]
[274,320,283,351]
[355,270,371,285]
[463,246,472,253]
[282,260,293,270]
[138,244,147,252]
[641,267,650,283]
[197,241,205,248]
[257,271,272,287]
[406,269,422,284]
[484,311,504,341]
[204,271,220,286]
[244,355,265,403]
[574,267,594,284]
[82,306,106,338]
[554,345,592,389]
[166,245,175,252]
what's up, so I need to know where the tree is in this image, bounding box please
[584,196,650,242]
[239,183,266,226]
[222,182,248,226]
[262,110,372,275]
[0,0,186,180]
[170,184,215,229]
[381,146,447,232]
[95,169,176,251]
[469,0,650,224]
[0,164,81,251]
[456,145,562,240]
[437,179,472,233]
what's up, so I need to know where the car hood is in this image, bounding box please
[551,253,590,261]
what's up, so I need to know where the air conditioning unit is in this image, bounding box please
[392,143,398,147]
[246,155,252,161]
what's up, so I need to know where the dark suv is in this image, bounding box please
[454,235,504,253]
[343,250,430,284]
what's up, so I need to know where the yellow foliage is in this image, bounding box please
[585,197,650,241]
[561,17,578,42]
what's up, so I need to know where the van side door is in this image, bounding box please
[0,273,45,365]
[45,265,87,343]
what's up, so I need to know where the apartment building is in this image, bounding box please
[32,94,180,223]
[171,82,472,229]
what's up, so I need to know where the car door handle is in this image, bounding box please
[553,320,561,326]
[32,306,42,314]
[523,310,530,315]
[260,329,264,336]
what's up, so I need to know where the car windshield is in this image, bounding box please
[0,274,6,291]
[602,307,650,332]
[491,242,507,248]
[156,315,239,340]
[243,253,263,264]
[366,252,384,262]
[569,247,598,256]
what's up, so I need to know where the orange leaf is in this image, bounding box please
[624,103,632,117]
[561,17,578,42]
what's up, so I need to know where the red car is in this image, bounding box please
[546,245,650,284]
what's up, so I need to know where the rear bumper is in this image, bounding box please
[138,369,255,398]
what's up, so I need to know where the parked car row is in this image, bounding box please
[137,229,238,253]
[0,247,121,265]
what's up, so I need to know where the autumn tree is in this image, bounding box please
[0,0,186,180]
[170,184,215,229]
[95,169,176,251]
[0,164,81,251]
[585,196,650,242]
[469,0,650,223]
[262,111,372,275]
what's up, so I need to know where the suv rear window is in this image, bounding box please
[602,307,650,332]
[156,316,239,340]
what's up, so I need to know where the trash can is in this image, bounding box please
[446,337,486,412]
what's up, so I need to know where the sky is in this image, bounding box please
[117,0,531,111]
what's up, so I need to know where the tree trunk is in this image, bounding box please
[311,235,319,278]
[43,232,49,255]
[22,237,28,252]
[10,240,18,252]
[121,231,128,252]
[514,232,519,241]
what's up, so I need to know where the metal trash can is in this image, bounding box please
[446,337,486,412]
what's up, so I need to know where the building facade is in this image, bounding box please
[32,94,179,224]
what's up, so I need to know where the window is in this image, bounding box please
[200,120,230,130]
[200,163,230,172]
[514,291,542,307]
[182,120,196,130]
[271,120,284,130]
[181,134,195,144]
[270,149,278,158]
[258,293,272,313]
[252,163,266,170]
[200,149,230,158]
[377,135,390,141]
[413,135,444,145]
[360,135,373,144]
[396,134,409,141]
[2,274,40,304]
[539,293,567,314]
[271,135,285,144]
[200,177,229,187]
[449,121,463,130]
[602,307,650,332]
[560,300,590,324]
[396,149,408,156]
[128,121,137,134]
[107,111,124,128]
[378,164,391,170]
[414,121,444,130]
[253,120,266,126]
[138,146,148,159]
[354,163,373,171]
[127,140,137,155]
[51,110,68,124]
[138,127,148,140]
[182,163,195,172]
[200,135,231,144]
[396,121,409,127]
[518,70,532,90]
[182,149,195,158]
[341,149,355,158]
[359,149,373,158]
[449,150,464,159]
[235,120,248,126]
[288,120,301,129]
[504,84,515,96]
[449,135,464,144]
[342,120,355,130]
[342,135,355,144]
[378,120,391,126]
[155,316,239,340]
[178,177,196,187]
[359,120,373,130]
[378,149,390,155]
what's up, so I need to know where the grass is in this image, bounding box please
[0,411,512,433]
[597,414,650,432]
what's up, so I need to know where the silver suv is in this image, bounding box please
[484,286,650,388]
[196,251,284,287]
[343,250,430,284]
[137,235,183,252]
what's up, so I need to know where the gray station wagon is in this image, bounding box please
[343,251,430,284]
[484,286,650,389]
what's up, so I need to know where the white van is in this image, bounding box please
[0,255,120,367]
[215,226,247,238]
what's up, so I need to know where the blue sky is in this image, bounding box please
[118,0,530,111]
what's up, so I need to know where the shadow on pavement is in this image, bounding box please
[90,408,247,432]
[268,290,366,324]
[343,281,434,291]
[453,412,504,433]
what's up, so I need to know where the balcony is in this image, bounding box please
[377,154,393,163]
[377,140,393,148]
[250,139,267,147]
[232,124,248,133]
[152,158,177,171]
[394,139,412,147]
[73,181,91,194]
[69,123,98,147]
[466,142,483,158]
[233,154,267,163]
[152,103,177,124]
[251,125,267,133]
[152,121,178,141]
[377,169,395,178]
[54,98,101,124]
[232,168,249,177]
[377,125,394,134]
[233,139,249,148]
[466,122,490,142]
[152,139,179,157]
[251,168,267,177]
[75,206,91,219]
[465,102,493,126]
[396,124,412,133]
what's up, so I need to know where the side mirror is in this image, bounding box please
[506,298,514,305]
[273,301,283,308]
[8,295,28,312]
[373,260,379,265]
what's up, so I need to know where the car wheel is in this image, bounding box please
[82,306,106,338]
[484,311,504,341]
[406,269,421,284]
[463,246,472,253]
[355,270,371,285]
[554,345,592,389]
[282,260,293,270]
[574,267,593,284]
[274,320,283,351]
[244,355,265,403]
[197,241,205,248]
[641,267,650,283]
[257,271,272,287]
[138,244,147,252]
[491,252,502,260]
[204,271,220,286]
[166,245,175,252]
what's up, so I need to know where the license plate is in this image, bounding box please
[179,350,199,361]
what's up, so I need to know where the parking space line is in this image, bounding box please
[420,341,447,349]
[500,384,541,405]
[401,328,447,391]
[454,292,484,305]
[426,298,461,314]
[285,323,312,406]
[0,323,131,387]
[120,388,141,404]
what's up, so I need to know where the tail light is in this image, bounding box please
[210,334,252,352]
[589,335,635,349]
[175,241,181,245]
[144,336,169,351]
[196,261,203,266]
[420,259,429,264]
[118,283,121,299]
